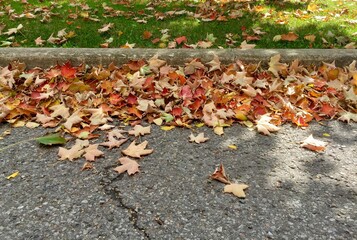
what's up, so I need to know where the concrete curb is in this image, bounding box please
[0,48,357,68]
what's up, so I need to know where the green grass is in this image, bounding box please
[0,0,356,48]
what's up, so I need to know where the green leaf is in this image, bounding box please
[162,113,174,123]
[36,133,66,145]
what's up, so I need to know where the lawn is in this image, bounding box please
[0,0,356,49]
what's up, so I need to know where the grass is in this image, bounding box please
[0,0,356,48]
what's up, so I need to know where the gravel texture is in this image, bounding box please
[0,121,356,239]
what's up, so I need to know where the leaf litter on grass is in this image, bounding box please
[0,0,356,48]
[1,55,356,199]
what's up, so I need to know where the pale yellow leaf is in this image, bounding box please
[122,140,153,158]
[128,125,151,137]
[161,126,175,131]
[189,132,209,143]
[224,183,249,198]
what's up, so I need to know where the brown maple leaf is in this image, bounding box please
[122,140,153,158]
[58,139,89,161]
[210,163,231,184]
[83,144,104,161]
[114,157,140,175]
[100,128,127,149]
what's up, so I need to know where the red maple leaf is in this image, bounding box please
[61,62,76,79]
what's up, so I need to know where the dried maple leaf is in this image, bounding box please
[281,32,299,41]
[50,103,70,119]
[197,40,212,49]
[189,132,209,144]
[34,36,45,46]
[86,107,110,125]
[35,113,54,124]
[63,111,83,130]
[81,162,94,171]
[344,88,357,102]
[338,112,357,123]
[83,144,104,161]
[207,54,221,73]
[122,140,153,158]
[114,157,140,175]
[3,24,23,35]
[98,23,114,33]
[47,33,61,44]
[58,139,89,161]
[268,54,288,77]
[148,54,166,72]
[224,183,249,198]
[255,114,280,135]
[301,134,328,152]
[100,135,128,149]
[210,163,231,184]
[240,40,256,49]
[128,125,151,137]
[143,30,152,39]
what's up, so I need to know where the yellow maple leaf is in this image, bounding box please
[224,183,249,198]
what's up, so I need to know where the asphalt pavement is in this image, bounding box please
[0,120,356,240]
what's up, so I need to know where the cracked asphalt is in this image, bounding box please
[0,121,356,240]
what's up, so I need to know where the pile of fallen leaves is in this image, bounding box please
[1,55,356,197]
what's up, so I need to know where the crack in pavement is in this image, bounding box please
[99,165,150,240]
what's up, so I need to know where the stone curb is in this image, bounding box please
[0,48,357,68]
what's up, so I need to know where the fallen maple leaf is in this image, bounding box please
[81,162,94,171]
[83,144,104,161]
[210,163,231,184]
[47,33,61,44]
[122,140,153,158]
[98,23,114,33]
[175,36,187,44]
[224,183,249,198]
[281,32,299,41]
[207,54,221,73]
[114,157,140,175]
[34,36,45,46]
[304,34,316,43]
[58,139,89,161]
[128,125,151,137]
[240,40,256,49]
[100,131,128,149]
[50,103,70,119]
[268,54,288,77]
[189,132,209,144]
[63,111,83,130]
[143,30,152,39]
[301,134,328,152]
[255,114,280,135]
[3,24,23,35]
[338,112,357,123]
